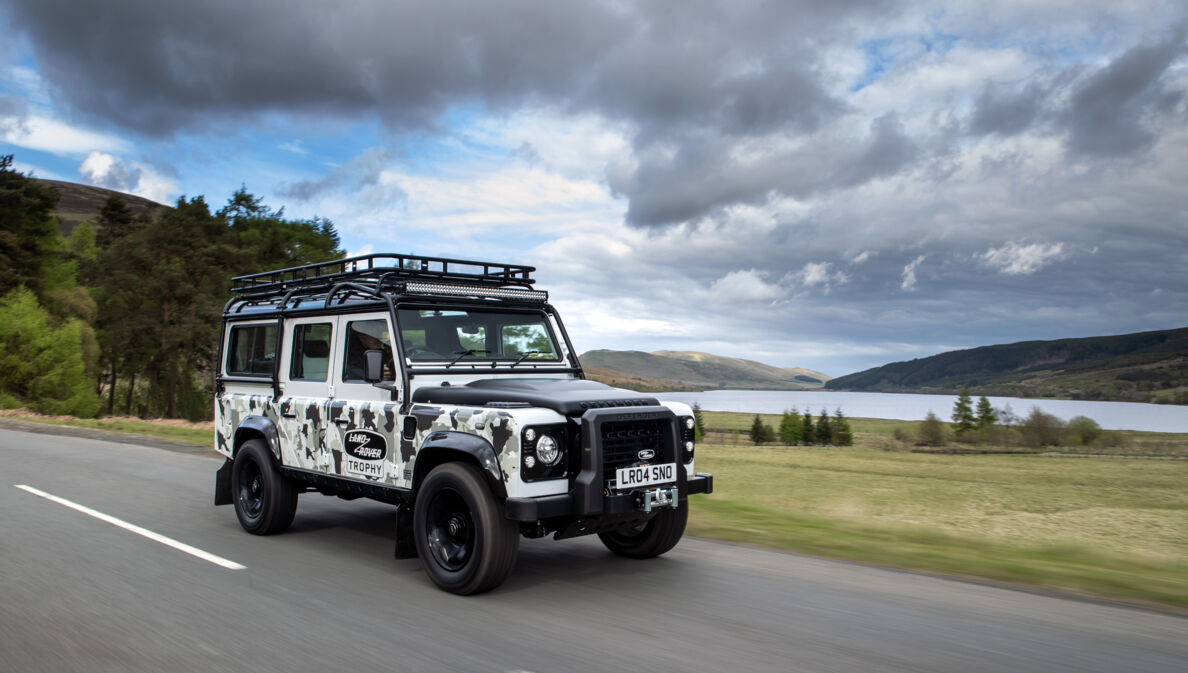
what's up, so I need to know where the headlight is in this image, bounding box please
[536,434,560,465]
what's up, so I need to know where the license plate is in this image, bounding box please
[615,463,676,490]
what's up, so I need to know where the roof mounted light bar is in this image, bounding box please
[231,252,535,295]
[403,281,548,302]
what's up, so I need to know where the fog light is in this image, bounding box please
[524,455,536,469]
[524,428,537,442]
[685,441,694,452]
[685,417,695,430]
[537,434,560,465]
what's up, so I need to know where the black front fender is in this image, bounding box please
[413,431,506,499]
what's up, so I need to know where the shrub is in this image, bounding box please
[1020,407,1065,447]
[918,411,946,446]
[1066,416,1103,446]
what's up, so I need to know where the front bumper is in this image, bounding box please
[505,471,713,522]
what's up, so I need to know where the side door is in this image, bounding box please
[327,313,405,486]
[277,316,335,473]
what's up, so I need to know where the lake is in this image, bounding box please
[655,390,1188,433]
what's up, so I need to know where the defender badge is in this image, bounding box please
[638,449,655,460]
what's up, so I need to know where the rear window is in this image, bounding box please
[226,324,277,377]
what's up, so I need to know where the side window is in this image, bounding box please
[342,319,395,382]
[290,323,332,381]
[226,324,277,376]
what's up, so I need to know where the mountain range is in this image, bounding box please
[580,350,831,392]
[826,327,1188,404]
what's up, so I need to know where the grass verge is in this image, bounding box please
[689,437,1188,609]
[689,499,1188,608]
[0,410,212,445]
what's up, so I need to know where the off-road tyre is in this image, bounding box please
[232,439,298,535]
[414,462,519,595]
[598,502,688,559]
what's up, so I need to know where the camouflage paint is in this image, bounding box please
[216,390,528,492]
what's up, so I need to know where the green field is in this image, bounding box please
[689,413,1188,607]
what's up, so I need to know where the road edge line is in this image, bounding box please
[14,484,246,571]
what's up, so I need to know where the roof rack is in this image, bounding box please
[230,253,536,296]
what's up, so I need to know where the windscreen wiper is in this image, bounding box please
[509,350,545,368]
[446,349,489,368]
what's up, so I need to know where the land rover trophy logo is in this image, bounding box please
[638,449,655,460]
[345,430,386,460]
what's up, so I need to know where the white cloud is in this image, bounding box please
[786,261,849,291]
[2,115,129,155]
[901,255,926,291]
[79,151,174,203]
[708,269,785,303]
[852,250,876,264]
[979,241,1066,275]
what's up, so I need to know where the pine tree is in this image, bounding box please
[778,408,802,445]
[951,389,976,437]
[816,410,833,445]
[749,414,766,445]
[975,395,997,428]
[831,408,853,446]
[801,411,815,445]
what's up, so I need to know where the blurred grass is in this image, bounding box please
[688,430,1188,608]
[0,411,212,445]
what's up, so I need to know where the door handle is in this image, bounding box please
[334,417,350,425]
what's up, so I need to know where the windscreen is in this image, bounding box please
[396,307,561,363]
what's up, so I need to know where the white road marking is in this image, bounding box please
[14,484,246,571]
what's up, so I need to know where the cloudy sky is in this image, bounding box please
[2,1,1186,376]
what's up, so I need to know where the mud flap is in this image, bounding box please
[214,459,234,506]
[394,503,418,559]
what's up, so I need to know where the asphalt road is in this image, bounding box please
[2,428,1185,673]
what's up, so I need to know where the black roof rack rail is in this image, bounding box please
[230,253,536,296]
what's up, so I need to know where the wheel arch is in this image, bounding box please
[413,431,506,500]
[234,415,282,461]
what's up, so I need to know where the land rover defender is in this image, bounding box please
[214,253,712,594]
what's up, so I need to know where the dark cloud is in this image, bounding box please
[0,92,27,135]
[2,0,891,228]
[615,113,917,227]
[276,147,394,202]
[1063,27,1187,157]
[970,82,1044,136]
[0,0,876,136]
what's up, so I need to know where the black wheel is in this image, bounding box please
[232,439,297,535]
[414,462,519,595]
[598,503,688,559]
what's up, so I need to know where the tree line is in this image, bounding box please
[0,155,344,419]
[750,408,853,446]
[909,389,1110,449]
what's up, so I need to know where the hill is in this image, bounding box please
[36,179,167,235]
[580,350,831,391]
[825,327,1188,404]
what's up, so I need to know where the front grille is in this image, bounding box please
[601,418,671,483]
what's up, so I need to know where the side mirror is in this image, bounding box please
[364,349,384,383]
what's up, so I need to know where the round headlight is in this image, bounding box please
[524,428,537,442]
[685,417,695,430]
[536,434,560,465]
